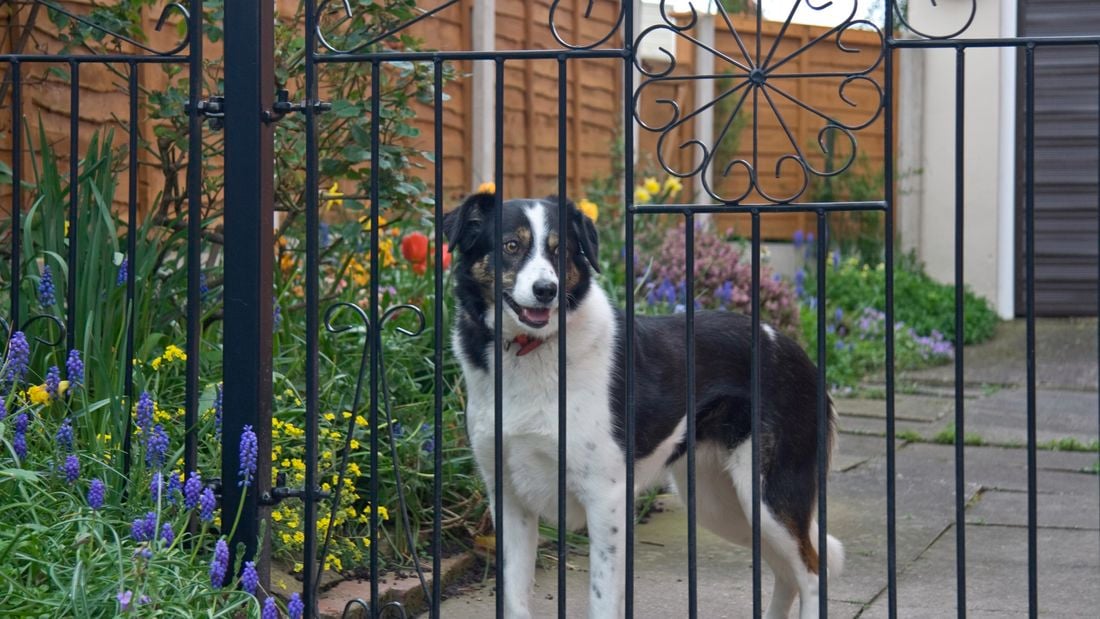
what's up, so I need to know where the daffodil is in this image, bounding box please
[577,198,599,222]
[27,384,49,405]
[663,176,683,196]
[634,188,652,204]
[644,177,660,194]
[323,182,344,211]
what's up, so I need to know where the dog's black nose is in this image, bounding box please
[533,280,558,303]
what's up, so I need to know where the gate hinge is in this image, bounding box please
[261,471,332,505]
[264,89,332,123]
[185,95,226,130]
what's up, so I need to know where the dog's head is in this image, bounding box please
[443,193,600,336]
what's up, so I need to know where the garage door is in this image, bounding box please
[1017,1,1100,316]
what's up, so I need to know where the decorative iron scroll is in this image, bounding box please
[892,0,977,40]
[315,0,461,55]
[633,1,885,204]
[549,0,626,50]
[27,0,191,56]
[0,314,65,348]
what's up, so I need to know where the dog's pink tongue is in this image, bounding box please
[522,307,551,324]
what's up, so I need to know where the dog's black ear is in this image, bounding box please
[569,200,601,274]
[443,191,495,253]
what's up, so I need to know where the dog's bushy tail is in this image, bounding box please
[825,533,845,578]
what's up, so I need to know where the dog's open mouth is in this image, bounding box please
[504,294,551,328]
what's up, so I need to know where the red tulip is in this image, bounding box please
[441,243,452,269]
[401,232,429,264]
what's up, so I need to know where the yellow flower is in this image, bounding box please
[323,413,336,422]
[355,415,368,426]
[294,562,304,573]
[346,462,361,477]
[634,188,652,204]
[323,182,344,211]
[27,384,49,405]
[663,176,683,196]
[577,198,599,223]
[272,510,284,522]
[163,345,186,362]
[58,381,70,397]
[150,357,162,371]
[476,181,496,195]
[644,177,660,194]
[349,439,360,450]
[293,531,305,544]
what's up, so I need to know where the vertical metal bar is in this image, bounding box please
[432,57,445,619]
[494,57,505,619]
[369,60,382,619]
[556,55,568,619]
[954,47,968,619]
[9,61,20,327]
[1096,43,1100,549]
[221,0,274,587]
[685,212,698,619]
[124,64,138,480]
[66,61,79,354]
[750,211,762,619]
[623,2,637,615]
[883,12,899,618]
[183,0,204,494]
[302,0,320,613]
[1024,44,1039,619]
[816,210,828,618]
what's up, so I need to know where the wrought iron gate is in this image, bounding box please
[3,0,1098,618]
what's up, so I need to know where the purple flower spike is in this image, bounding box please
[199,487,216,522]
[160,523,174,546]
[135,392,154,432]
[87,479,106,510]
[12,413,28,459]
[184,471,203,510]
[0,398,6,421]
[288,593,304,619]
[238,425,258,488]
[5,331,30,384]
[62,454,80,483]
[210,538,229,588]
[117,590,133,612]
[214,384,223,437]
[66,349,84,386]
[145,424,169,469]
[130,512,157,542]
[38,264,56,307]
[56,417,74,451]
[44,365,61,399]
[166,471,183,505]
[261,597,279,619]
[241,560,259,595]
[116,258,128,287]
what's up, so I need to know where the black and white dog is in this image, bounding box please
[444,192,842,619]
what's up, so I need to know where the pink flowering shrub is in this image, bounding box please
[638,224,800,337]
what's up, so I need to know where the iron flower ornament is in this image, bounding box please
[633,0,885,204]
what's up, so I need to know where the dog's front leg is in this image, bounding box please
[490,485,540,619]
[582,480,628,619]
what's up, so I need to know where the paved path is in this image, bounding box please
[436,320,1100,617]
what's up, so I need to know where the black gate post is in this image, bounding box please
[221,0,275,589]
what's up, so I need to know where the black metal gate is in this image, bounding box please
[3,1,1097,618]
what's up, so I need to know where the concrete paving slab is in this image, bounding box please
[967,488,1100,530]
[902,318,1099,391]
[858,525,1100,618]
[834,396,953,422]
[960,388,1100,446]
[835,413,939,440]
[896,443,1098,494]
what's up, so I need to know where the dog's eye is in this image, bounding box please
[504,240,520,254]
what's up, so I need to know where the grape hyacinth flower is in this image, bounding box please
[238,425,258,487]
[792,229,804,249]
[166,470,183,505]
[45,365,61,399]
[214,383,223,437]
[199,487,216,522]
[38,264,56,306]
[160,523,174,546]
[199,271,209,297]
[210,538,229,588]
[145,424,169,469]
[241,560,259,595]
[0,398,7,421]
[184,471,203,510]
[5,331,31,384]
[262,597,279,619]
[66,349,84,386]
[12,413,28,458]
[62,454,80,483]
[56,417,74,451]
[130,512,157,542]
[87,478,106,510]
[288,592,304,619]
[150,471,165,500]
[135,392,154,432]
[116,257,128,287]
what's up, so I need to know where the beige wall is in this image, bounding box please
[899,0,1015,318]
